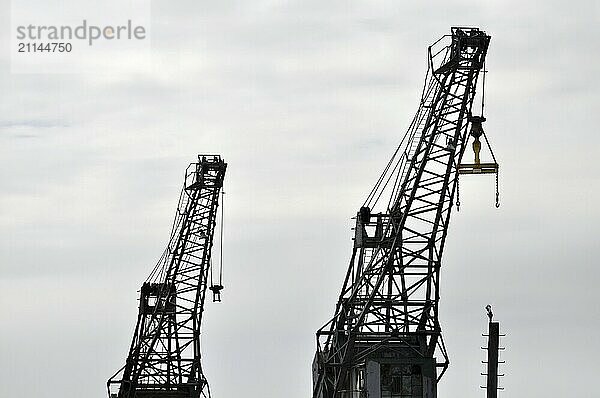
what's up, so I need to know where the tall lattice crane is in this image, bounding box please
[312,27,498,398]
[108,155,227,398]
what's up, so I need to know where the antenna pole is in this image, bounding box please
[485,306,500,398]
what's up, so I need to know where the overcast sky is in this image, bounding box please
[1,1,599,397]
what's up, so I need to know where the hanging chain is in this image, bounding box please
[495,170,500,208]
[455,174,460,211]
[482,131,500,208]
[219,190,225,284]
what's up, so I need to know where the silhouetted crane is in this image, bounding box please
[312,27,498,398]
[108,155,227,398]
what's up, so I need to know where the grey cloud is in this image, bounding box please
[1,1,599,398]
[0,119,68,128]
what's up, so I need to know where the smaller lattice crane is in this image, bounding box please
[108,155,227,398]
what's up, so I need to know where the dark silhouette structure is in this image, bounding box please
[482,305,504,398]
[312,27,498,398]
[108,155,227,398]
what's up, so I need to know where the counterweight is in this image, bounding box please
[108,155,227,398]
[313,27,493,398]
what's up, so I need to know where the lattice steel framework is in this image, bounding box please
[313,27,491,398]
[108,155,227,398]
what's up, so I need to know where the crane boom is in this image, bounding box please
[108,155,227,398]
[313,27,493,398]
